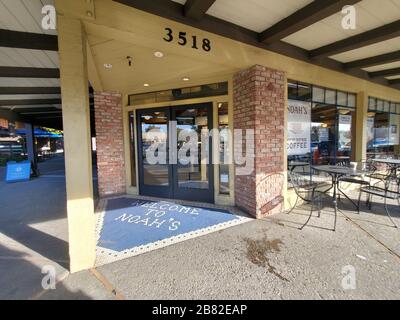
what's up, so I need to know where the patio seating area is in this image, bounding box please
[288,158,400,232]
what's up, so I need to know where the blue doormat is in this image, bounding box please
[95,197,250,266]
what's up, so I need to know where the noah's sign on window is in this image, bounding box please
[287,100,311,156]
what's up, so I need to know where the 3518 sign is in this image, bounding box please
[163,28,211,52]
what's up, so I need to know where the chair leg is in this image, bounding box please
[368,194,373,210]
[384,197,398,229]
[357,190,362,214]
[318,196,321,218]
[300,195,315,230]
[333,202,337,232]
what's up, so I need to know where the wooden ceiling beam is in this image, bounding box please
[260,0,361,44]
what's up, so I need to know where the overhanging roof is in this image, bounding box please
[0,0,93,131]
[115,0,400,91]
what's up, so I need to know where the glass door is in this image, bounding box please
[137,108,171,198]
[172,103,214,203]
[136,103,214,203]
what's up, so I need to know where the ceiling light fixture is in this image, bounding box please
[182,77,190,81]
[154,51,164,58]
[144,83,150,87]
[104,63,113,69]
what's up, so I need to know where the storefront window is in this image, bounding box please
[288,81,356,165]
[367,97,400,159]
[312,87,325,103]
[348,94,356,108]
[218,102,230,195]
[129,82,228,105]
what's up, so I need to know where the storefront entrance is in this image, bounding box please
[137,103,214,203]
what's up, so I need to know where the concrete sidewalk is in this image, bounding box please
[0,155,110,300]
[0,157,399,299]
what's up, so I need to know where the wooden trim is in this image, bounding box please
[310,20,400,58]
[369,68,400,78]
[0,98,62,106]
[0,87,61,95]
[0,29,58,51]
[184,0,216,20]
[0,67,60,78]
[344,51,400,69]
[260,0,361,44]
[388,78,400,85]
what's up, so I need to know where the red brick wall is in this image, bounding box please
[233,65,286,218]
[94,91,126,198]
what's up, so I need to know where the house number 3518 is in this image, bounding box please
[163,28,211,52]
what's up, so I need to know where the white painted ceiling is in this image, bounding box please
[173,0,313,33]
[171,0,400,83]
[284,0,400,50]
[0,0,56,35]
[207,0,314,33]
[0,0,58,97]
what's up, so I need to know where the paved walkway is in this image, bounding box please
[0,157,399,299]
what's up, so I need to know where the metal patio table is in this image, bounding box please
[312,165,366,231]
[288,161,310,172]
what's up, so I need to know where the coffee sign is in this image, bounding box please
[287,100,311,156]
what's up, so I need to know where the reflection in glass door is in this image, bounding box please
[173,104,214,203]
[137,108,171,198]
[136,103,214,203]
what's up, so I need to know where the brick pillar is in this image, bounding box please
[233,65,286,219]
[94,92,126,198]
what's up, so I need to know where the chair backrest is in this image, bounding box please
[288,171,313,195]
[359,160,377,173]
[336,160,348,167]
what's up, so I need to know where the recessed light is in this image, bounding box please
[144,83,150,87]
[154,51,164,58]
[103,63,113,69]
[182,77,190,81]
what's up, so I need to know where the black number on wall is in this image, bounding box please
[163,28,211,52]
[178,32,187,46]
[202,38,211,52]
[192,36,198,49]
[163,28,173,42]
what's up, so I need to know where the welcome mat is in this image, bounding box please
[95,197,251,266]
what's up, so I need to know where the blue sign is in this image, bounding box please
[6,160,31,183]
[98,198,243,252]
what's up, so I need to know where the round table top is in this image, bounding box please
[312,165,365,176]
[288,161,310,166]
[372,158,400,165]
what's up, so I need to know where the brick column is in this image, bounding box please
[233,65,286,218]
[94,92,126,198]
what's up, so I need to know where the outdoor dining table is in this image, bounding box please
[312,165,367,230]
[288,161,310,172]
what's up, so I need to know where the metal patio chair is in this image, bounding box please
[287,170,329,230]
[358,172,400,229]
[338,161,373,210]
